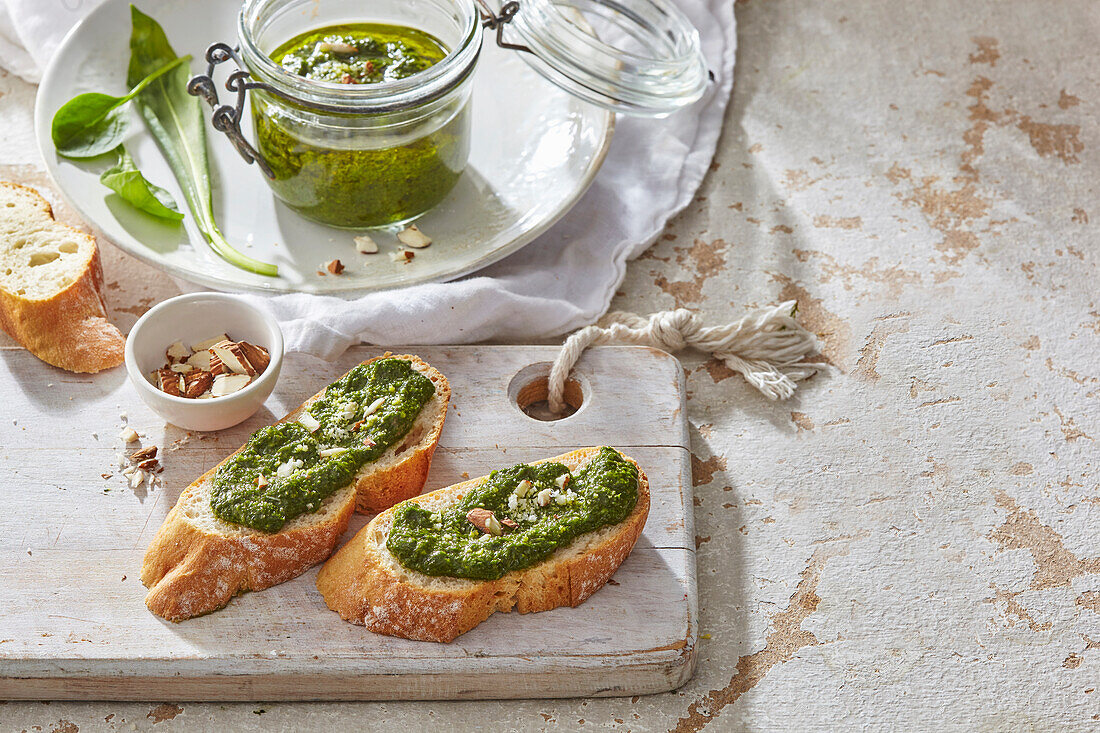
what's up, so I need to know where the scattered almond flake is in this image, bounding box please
[119,427,139,443]
[316,269,326,277]
[339,401,357,421]
[257,473,268,488]
[364,397,385,416]
[101,473,112,480]
[516,479,533,496]
[362,436,376,448]
[116,453,128,469]
[169,363,194,373]
[325,258,345,275]
[397,224,432,248]
[317,41,358,54]
[354,234,378,254]
[130,446,157,462]
[537,488,552,507]
[47,383,53,388]
[276,458,304,478]
[390,250,414,263]
[554,474,570,488]
[137,459,159,472]
[128,469,146,489]
[319,447,348,458]
[119,411,128,421]
[298,413,321,432]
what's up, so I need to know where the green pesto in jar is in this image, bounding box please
[255,23,465,228]
[210,358,435,533]
[386,447,639,580]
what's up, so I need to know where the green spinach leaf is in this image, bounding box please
[100,146,184,221]
[127,5,278,276]
[51,55,189,159]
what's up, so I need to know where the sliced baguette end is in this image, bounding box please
[0,182,124,373]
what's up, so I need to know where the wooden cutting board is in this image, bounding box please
[0,345,695,700]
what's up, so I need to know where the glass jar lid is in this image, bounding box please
[484,0,709,116]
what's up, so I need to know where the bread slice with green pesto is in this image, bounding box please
[316,447,650,642]
[142,353,450,621]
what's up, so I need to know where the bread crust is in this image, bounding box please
[316,447,650,642]
[0,182,124,373]
[142,354,450,621]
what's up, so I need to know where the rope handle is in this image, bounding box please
[548,302,824,413]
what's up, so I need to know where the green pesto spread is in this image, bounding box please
[272,24,446,85]
[210,358,435,533]
[255,23,465,228]
[386,447,639,580]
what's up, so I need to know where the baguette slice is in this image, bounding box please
[317,447,650,642]
[142,354,450,621]
[0,182,124,373]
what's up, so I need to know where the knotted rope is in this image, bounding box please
[548,302,824,413]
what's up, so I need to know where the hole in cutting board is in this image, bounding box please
[508,362,587,421]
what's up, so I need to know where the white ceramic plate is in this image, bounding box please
[34,0,613,295]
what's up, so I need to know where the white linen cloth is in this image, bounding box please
[1,0,735,359]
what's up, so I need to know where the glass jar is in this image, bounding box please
[193,0,709,229]
[236,0,480,228]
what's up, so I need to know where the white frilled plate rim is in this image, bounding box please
[34,0,613,296]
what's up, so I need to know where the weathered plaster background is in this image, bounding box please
[2,0,1099,730]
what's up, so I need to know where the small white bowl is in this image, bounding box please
[124,293,284,431]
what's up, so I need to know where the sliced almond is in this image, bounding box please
[500,517,520,532]
[128,469,146,489]
[397,224,432,248]
[209,351,225,375]
[130,446,157,462]
[298,413,321,433]
[326,258,345,275]
[183,370,214,399]
[119,427,139,443]
[186,349,213,371]
[554,474,570,489]
[257,473,268,488]
[193,334,230,352]
[211,373,252,397]
[354,234,378,254]
[210,340,255,376]
[165,340,191,364]
[317,41,358,54]
[137,458,159,472]
[467,508,502,536]
[169,362,194,374]
[238,341,270,374]
[157,368,183,396]
[364,397,385,416]
[319,447,348,458]
[390,250,414,264]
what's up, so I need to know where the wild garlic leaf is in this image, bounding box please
[100,146,183,221]
[51,55,188,159]
[127,5,279,277]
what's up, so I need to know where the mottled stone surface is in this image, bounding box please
[2,0,1098,730]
